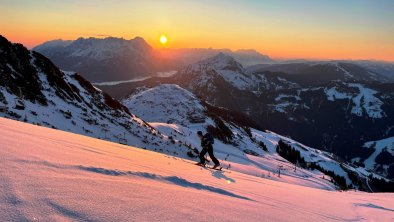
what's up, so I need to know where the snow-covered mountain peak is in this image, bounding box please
[199,52,245,72]
[68,36,153,60]
[34,36,153,62]
[178,53,255,91]
[122,84,206,125]
[33,36,157,82]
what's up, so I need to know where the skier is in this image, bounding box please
[196,131,220,169]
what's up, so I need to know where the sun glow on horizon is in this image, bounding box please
[159,35,168,45]
[0,0,393,61]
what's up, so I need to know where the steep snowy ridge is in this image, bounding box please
[2,117,393,221]
[122,84,388,191]
[0,35,191,155]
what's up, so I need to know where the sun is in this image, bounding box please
[159,35,168,45]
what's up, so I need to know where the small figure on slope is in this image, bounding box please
[195,131,220,169]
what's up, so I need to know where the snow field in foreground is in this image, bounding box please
[1,117,394,222]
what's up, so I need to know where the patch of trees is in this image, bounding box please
[259,141,268,152]
[340,164,364,191]
[375,149,394,165]
[207,116,233,143]
[388,165,394,180]
[308,162,348,190]
[276,139,306,168]
[368,175,394,192]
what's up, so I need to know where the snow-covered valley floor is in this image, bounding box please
[1,117,393,222]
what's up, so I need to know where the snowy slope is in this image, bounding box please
[122,84,383,191]
[324,82,385,118]
[1,117,394,222]
[358,137,394,179]
[122,84,206,126]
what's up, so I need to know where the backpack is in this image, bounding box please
[205,133,215,145]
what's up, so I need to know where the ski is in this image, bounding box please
[196,163,228,172]
[210,166,223,171]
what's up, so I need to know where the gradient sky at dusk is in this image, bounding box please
[1,0,393,61]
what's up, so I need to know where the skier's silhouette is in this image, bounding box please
[196,131,220,168]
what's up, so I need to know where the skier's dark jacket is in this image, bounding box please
[201,133,214,148]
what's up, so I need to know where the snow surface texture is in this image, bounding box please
[123,84,380,190]
[1,117,394,222]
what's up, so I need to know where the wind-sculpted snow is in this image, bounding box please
[1,117,393,221]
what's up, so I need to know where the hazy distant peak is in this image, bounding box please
[32,39,73,51]
[235,49,260,54]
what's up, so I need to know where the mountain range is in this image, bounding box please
[33,37,273,83]
[3,35,394,191]
[99,53,394,181]
[2,35,394,191]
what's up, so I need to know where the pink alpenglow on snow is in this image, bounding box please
[1,117,394,221]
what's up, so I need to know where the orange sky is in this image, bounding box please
[1,0,393,61]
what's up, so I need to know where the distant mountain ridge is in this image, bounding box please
[248,61,394,83]
[33,36,157,83]
[33,37,273,83]
[156,47,273,68]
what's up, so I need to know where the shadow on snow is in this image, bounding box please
[77,165,252,201]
